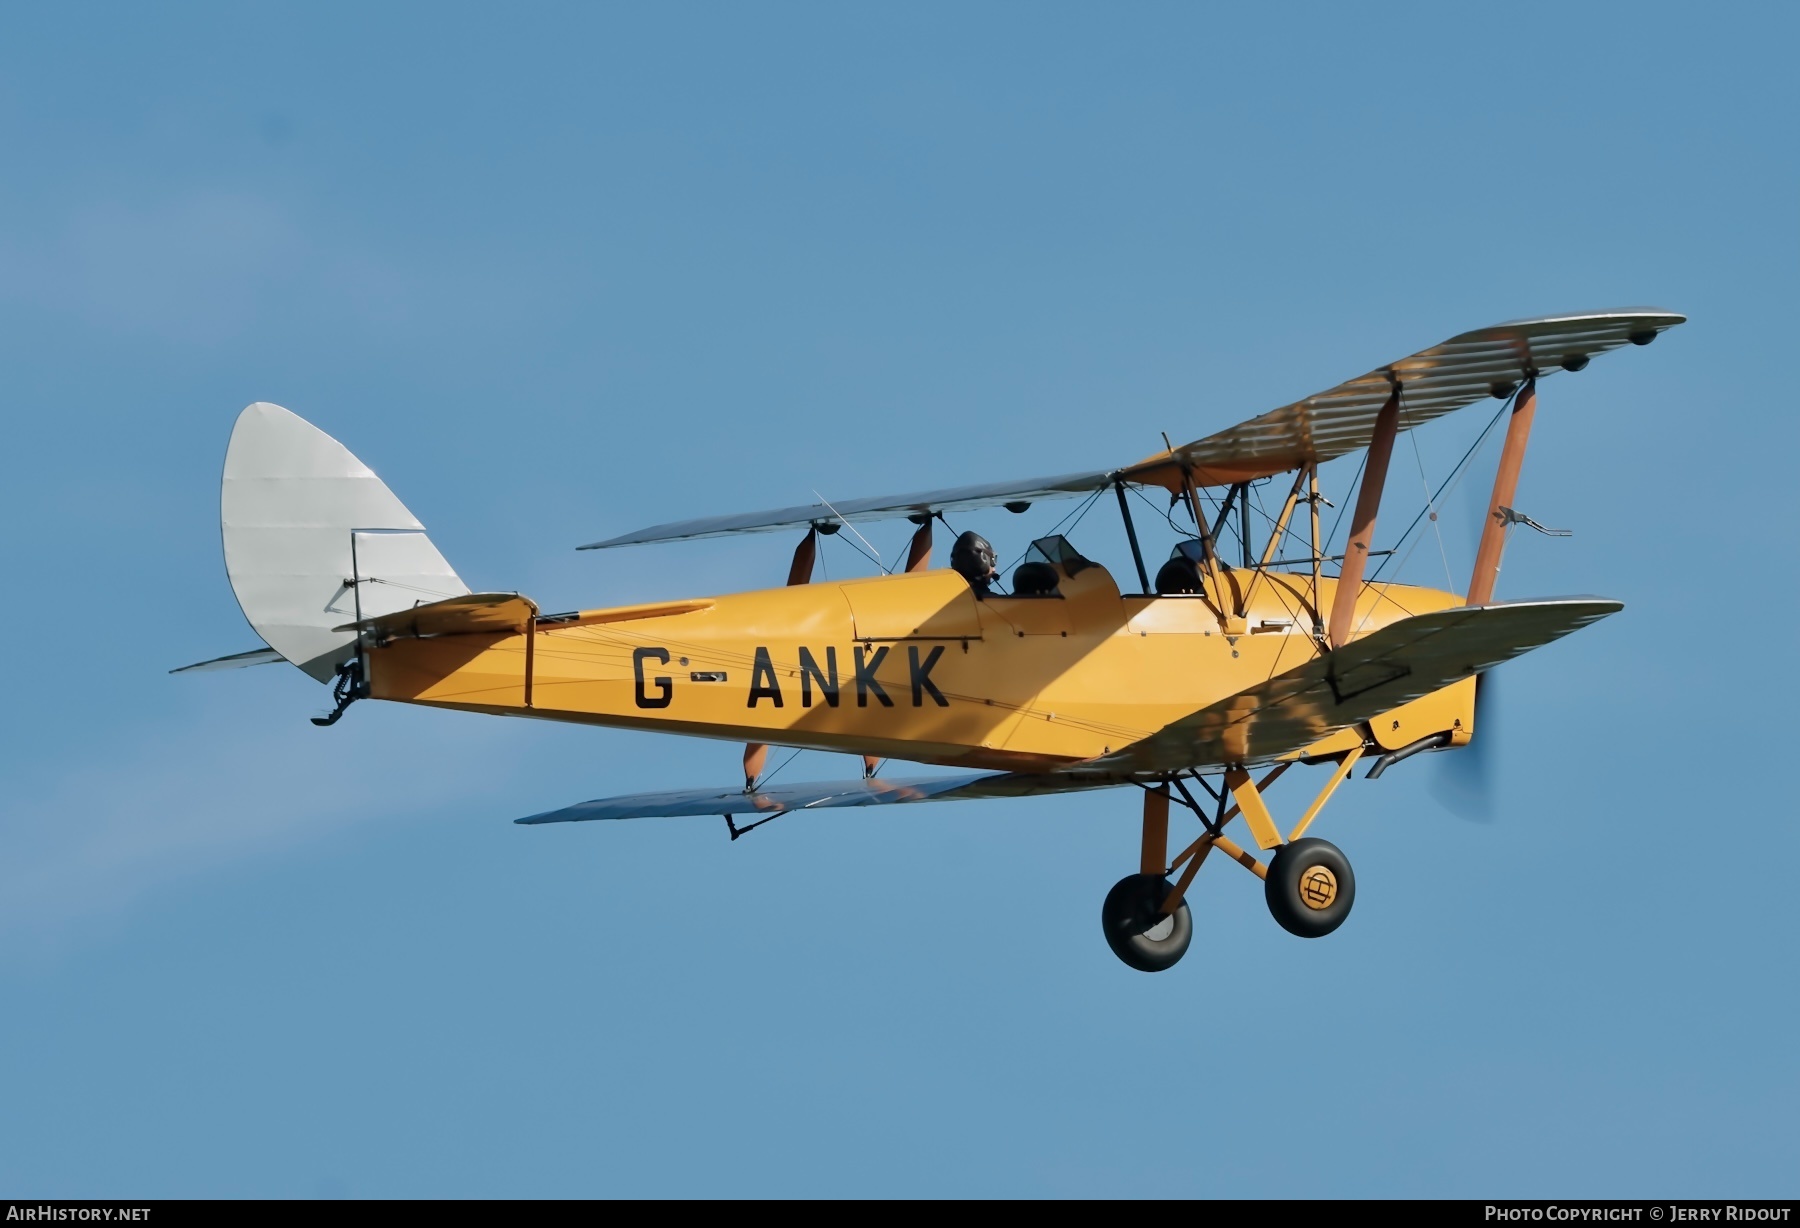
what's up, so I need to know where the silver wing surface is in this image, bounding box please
[514,771,1115,824]
[578,309,1683,549]
[1120,310,1685,488]
[577,471,1110,550]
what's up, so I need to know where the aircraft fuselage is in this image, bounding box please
[366,562,1473,772]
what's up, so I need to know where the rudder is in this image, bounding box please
[221,402,469,682]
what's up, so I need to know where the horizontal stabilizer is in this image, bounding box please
[335,592,539,638]
[169,646,285,674]
[1095,597,1622,774]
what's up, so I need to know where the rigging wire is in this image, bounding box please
[1323,449,1368,562]
[1399,389,1457,590]
[812,490,889,574]
[1203,387,1510,590]
[1368,390,1514,585]
[994,486,1107,581]
[758,746,805,788]
[823,523,885,572]
[1128,482,1199,541]
[1246,477,1302,564]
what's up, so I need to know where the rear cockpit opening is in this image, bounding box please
[1154,540,1208,597]
[1008,535,1100,598]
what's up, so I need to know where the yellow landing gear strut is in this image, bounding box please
[1102,748,1366,972]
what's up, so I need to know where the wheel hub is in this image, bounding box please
[1299,864,1338,910]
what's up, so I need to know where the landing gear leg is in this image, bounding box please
[1102,754,1365,964]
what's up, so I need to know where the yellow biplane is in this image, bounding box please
[181,309,1682,971]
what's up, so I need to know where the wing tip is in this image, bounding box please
[1475,594,1624,615]
[1485,307,1686,331]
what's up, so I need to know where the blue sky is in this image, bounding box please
[1,2,1794,1198]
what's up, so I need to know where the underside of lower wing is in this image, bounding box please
[1092,596,1622,774]
[513,771,1118,824]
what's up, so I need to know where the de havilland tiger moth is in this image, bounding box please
[178,309,1683,971]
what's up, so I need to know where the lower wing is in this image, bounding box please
[1092,596,1621,774]
[513,772,1111,824]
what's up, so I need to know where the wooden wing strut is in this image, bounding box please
[744,528,821,789]
[1467,378,1538,606]
[1327,387,1400,649]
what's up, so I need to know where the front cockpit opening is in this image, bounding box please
[1008,535,1097,598]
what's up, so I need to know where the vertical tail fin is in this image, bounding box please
[221,402,469,682]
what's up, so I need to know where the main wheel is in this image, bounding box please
[1264,837,1355,938]
[1101,874,1193,972]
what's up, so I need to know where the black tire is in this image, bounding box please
[1101,874,1193,972]
[1264,838,1355,938]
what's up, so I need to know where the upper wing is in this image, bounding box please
[514,771,1112,824]
[1120,310,1684,488]
[1093,597,1622,774]
[579,310,1682,549]
[577,471,1111,550]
